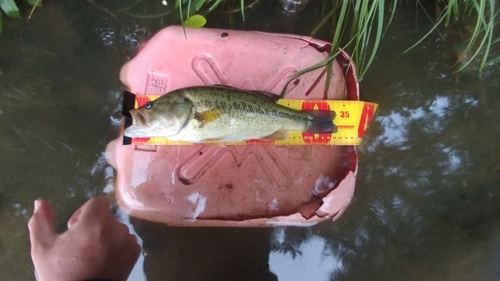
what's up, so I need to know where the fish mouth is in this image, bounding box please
[129,109,147,126]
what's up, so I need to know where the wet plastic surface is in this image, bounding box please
[105,26,360,226]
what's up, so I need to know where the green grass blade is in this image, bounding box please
[453,0,493,75]
[207,0,224,12]
[358,0,385,78]
[331,0,349,49]
[405,14,446,53]
[241,0,245,21]
[310,5,335,37]
[178,0,187,38]
[384,0,398,36]
[323,58,333,98]
[279,50,341,98]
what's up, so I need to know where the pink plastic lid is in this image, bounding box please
[105,26,360,226]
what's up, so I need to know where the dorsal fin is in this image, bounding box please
[248,90,281,103]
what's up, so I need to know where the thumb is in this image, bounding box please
[28,199,57,248]
[76,196,112,226]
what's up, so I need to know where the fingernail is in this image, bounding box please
[34,200,41,213]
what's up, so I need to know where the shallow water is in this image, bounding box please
[0,1,499,281]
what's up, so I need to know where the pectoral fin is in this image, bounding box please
[260,129,290,141]
[195,107,223,127]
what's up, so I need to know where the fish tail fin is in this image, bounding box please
[306,119,336,134]
[304,111,338,134]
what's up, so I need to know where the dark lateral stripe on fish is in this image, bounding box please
[277,111,300,120]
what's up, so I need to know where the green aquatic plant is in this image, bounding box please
[0,0,41,36]
[176,0,207,27]
[406,0,497,76]
[0,0,21,35]
[278,0,396,96]
[120,0,247,28]
[158,0,497,93]
[311,0,397,81]
[107,0,497,78]
[283,0,496,84]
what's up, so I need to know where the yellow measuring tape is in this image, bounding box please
[123,94,378,146]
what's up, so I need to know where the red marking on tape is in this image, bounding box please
[133,137,150,144]
[358,103,375,138]
[337,125,355,130]
[301,100,331,111]
[246,139,274,145]
[136,96,152,107]
[302,133,332,144]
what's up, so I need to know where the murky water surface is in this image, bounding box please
[1,1,499,280]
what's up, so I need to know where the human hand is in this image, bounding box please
[28,196,141,281]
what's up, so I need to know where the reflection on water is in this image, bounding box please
[0,1,499,281]
[131,219,278,281]
[270,228,343,280]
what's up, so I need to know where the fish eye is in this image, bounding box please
[145,102,153,109]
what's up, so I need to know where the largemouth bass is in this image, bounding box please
[124,86,337,143]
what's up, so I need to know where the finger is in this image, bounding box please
[130,234,142,258]
[67,207,82,229]
[76,196,112,225]
[28,199,57,248]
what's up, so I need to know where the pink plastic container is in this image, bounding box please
[105,26,360,226]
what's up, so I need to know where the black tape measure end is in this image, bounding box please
[122,91,136,118]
